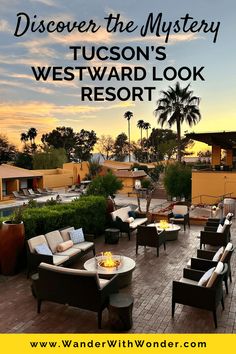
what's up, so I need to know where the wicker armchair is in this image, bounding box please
[136,225,166,257]
[172,264,228,328]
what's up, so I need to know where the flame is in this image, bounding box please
[159,220,169,230]
[99,252,121,268]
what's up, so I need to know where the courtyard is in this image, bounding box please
[0,215,235,333]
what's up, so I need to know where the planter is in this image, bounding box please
[0,221,25,275]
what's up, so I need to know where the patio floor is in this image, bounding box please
[0,222,235,333]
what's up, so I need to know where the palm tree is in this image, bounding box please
[20,132,28,146]
[27,127,37,145]
[137,119,145,147]
[154,82,201,162]
[124,111,133,162]
[143,122,151,139]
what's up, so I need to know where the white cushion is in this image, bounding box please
[226,212,233,220]
[60,227,75,241]
[215,261,224,274]
[69,228,85,244]
[224,219,230,225]
[179,277,198,285]
[35,243,53,256]
[98,278,110,289]
[54,247,81,257]
[225,242,233,251]
[212,247,224,261]
[126,217,134,223]
[53,255,69,265]
[129,218,147,229]
[28,235,48,253]
[73,241,94,251]
[217,224,223,233]
[198,267,215,286]
[186,259,191,268]
[110,206,131,222]
[45,230,64,253]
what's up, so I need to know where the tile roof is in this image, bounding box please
[114,169,147,178]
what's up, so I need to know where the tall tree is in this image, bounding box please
[123,111,133,162]
[74,129,97,166]
[143,122,151,139]
[27,127,37,145]
[97,135,115,160]
[154,82,201,162]
[113,133,129,161]
[137,119,145,147]
[0,135,17,163]
[41,126,76,160]
[20,132,28,147]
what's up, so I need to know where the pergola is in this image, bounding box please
[186,131,236,167]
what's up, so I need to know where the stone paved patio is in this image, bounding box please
[0,223,235,333]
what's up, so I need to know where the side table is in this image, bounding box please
[105,228,120,244]
[108,293,134,331]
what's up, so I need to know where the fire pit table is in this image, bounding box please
[84,253,135,288]
[148,222,181,241]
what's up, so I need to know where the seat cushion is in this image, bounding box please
[45,230,64,253]
[170,217,184,222]
[73,241,94,251]
[60,227,75,242]
[129,217,147,229]
[54,247,81,257]
[53,255,70,265]
[179,277,198,285]
[98,278,110,289]
[212,246,224,261]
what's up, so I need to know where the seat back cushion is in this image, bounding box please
[110,206,131,222]
[212,246,224,261]
[198,267,215,286]
[28,235,48,253]
[173,205,188,215]
[206,262,224,288]
[45,230,64,253]
[220,242,233,262]
[60,227,75,242]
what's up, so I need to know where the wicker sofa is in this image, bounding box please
[110,206,147,240]
[32,262,118,328]
[27,226,95,277]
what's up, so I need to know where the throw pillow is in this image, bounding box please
[57,240,73,252]
[220,242,233,262]
[116,216,123,223]
[216,224,223,233]
[198,267,215,286]
[173,214,184,219]
[212,246,224,261]
[35,243,53,256]
[69,228,85,244]
[128,210,136,219]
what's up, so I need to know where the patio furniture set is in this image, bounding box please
[172,212,234,328]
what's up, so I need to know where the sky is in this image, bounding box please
[0,0,235,154]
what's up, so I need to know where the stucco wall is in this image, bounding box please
[192,171,236,204]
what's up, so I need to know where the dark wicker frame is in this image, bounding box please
[136,226,166,257]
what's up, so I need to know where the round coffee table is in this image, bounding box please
[148,223,181,241]
[84,256,135,288]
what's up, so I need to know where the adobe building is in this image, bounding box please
[186,131,236,205]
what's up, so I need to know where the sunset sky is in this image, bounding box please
[0,0,235,154]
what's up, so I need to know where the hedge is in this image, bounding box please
[0,196,107,240]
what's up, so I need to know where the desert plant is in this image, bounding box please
[9,207,24,224]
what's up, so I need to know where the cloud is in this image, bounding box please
[0,19,12,33]
[29,0,58,6]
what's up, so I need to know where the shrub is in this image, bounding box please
[164,163,192,199]
[0,196,107,239]
[86,171,123,198]
[141,178,152,189]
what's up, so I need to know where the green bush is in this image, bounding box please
[86,171,123,198]
[164,163,192,199]
[0,196,107,239]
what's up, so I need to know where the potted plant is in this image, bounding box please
[0,207,25,275]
